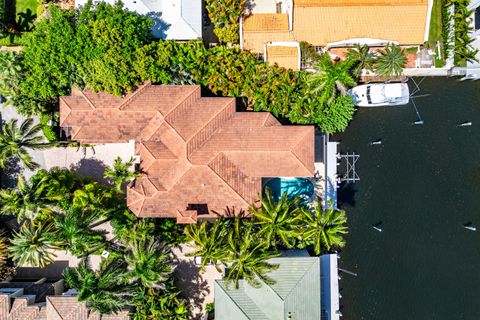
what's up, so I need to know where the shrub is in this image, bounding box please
[40,114,57,142]
[205,0,245,44]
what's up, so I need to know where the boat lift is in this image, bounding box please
[409,77,430,125]
[337,152,360,183]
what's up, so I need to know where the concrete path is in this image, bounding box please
[172,243,223,319]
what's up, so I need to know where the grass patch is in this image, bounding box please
[428,0,443,46]
[16,0,37,16]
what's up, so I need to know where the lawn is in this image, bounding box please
[428,0,443,46]
[15,0,37,16]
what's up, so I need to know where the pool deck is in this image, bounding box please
[314,133,338,208]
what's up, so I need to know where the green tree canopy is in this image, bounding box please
[63,258,131,314]
[9,222,59,267]
[103,156,138,192]
[375,44,407,76]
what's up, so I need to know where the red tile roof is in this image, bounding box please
[60,83,315,222]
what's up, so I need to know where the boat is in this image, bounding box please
[349,83,410,107]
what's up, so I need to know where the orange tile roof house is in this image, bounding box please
[60,83,315,223]
[0,281,130,320]
[241,0,432,70]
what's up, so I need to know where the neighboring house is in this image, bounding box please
[0,279,130,319]
[214,254,341,320]
[59,83,316,223]
[75,0,202,40]
[241,0,432,70]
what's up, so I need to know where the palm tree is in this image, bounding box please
[346,44,376,76]
[123,236,173,289]
[375,44,407,76]
[308,53,357,104]
[0,174,61,222]
[299,202,348,253]
[63,258,130,314]
[8,222,59,267]
[52,207,107,256]
[0,230,7,266]
[0,118,52,170]
[224,219,280,289]
[184,218,228,271]
[250,188,303,249]
[104,157,138,191]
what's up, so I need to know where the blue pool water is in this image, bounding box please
[263,178,315,201]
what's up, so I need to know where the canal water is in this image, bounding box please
[333,77,480,320]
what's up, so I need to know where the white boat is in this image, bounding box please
[349,83,410,107]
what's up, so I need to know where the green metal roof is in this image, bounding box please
[215,257,321,320]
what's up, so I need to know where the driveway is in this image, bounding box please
[1,104,135,186]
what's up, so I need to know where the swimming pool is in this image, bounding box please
[263,177,315,202]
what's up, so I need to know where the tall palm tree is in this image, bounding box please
[123,236,173,289]
[63,258,130,314]
[0,174,61,222]
[308,53,357,104]
[346,44,376,76]
[250,188,303,249]
[224,219,279,289]
[104,157,138,192]
[300,202,348,253]
[375,44,407,76]
[8,222,59,267]
[184,218,228,271]
[0,118,52,170]
[52,207,107,256]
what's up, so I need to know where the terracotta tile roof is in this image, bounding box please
[294,0,427,5]
[241,14,294,53]
[60,83,315,221]
[266,45,300,71]
[0,295,130,320]
[293,2,428,46]
[242,13,289,31]
[242,0,428,54]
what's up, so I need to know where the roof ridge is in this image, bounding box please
[163,85,201,120]
[184,98,235,143]
[186,100,236,157]
[207,153,252,205]
[118,81,152,111]
[77,89,96,110]
[59,97,72,126]
[281,258,319,301]
[216,281,269,320]
[290,127,315,175]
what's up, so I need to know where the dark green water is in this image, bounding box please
[333,78,480,320]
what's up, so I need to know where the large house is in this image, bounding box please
[60,83,315,223]
[75,0,202,40]
[214,254,340,320]
[241,0,433,70]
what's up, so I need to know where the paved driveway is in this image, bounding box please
[1,104,135,186]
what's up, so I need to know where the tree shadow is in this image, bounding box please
[147,12,170,39]
[69,158,107,183]
[337,181,357,208]
[172,259,210,318]
[16,9,37,31]
[1,156,23,189]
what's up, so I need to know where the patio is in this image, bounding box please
[171,244,223,319]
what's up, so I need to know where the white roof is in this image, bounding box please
[77,0,202,40]
[384,83,403,98]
